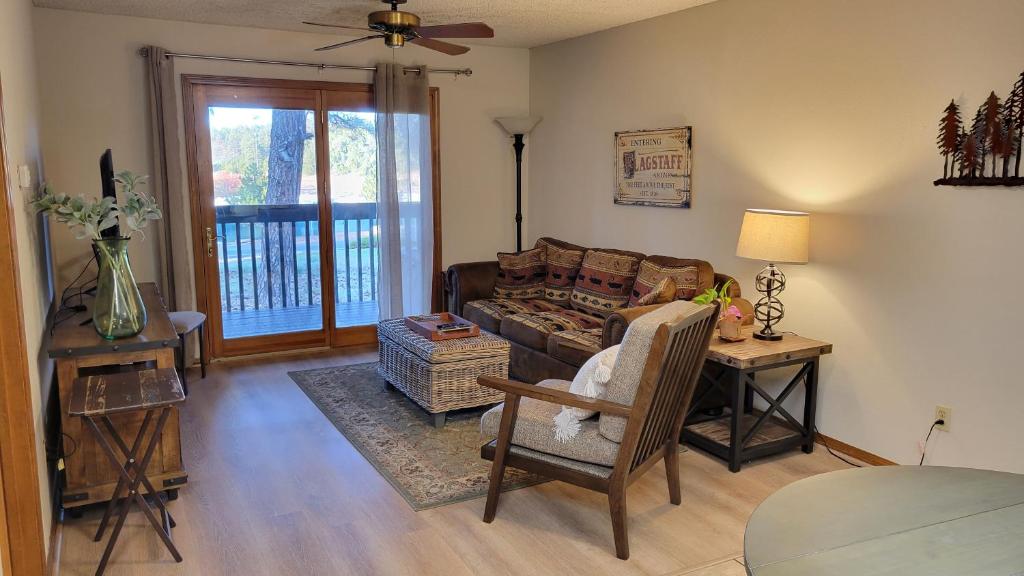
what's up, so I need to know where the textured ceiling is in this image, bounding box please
[32,0,716,48]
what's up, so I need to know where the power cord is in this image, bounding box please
[919,419,944,465]
[814,425,862,468]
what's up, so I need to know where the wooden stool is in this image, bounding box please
[69,368,186,576]
[168,311,206,395]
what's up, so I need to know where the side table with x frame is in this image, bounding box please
[69,368,186,575]
[682,326,832,472]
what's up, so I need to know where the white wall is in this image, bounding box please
[1,0,55,558]
[32,8,531,297]
[529,0,1024,470]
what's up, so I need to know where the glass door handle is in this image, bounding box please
[206,226,226,257]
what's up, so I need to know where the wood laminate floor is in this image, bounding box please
[56,347,850,576]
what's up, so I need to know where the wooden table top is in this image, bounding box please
[706,326,832,369]
[48,283,179,358]
[69,368,185,417]
[744,466,1024,576]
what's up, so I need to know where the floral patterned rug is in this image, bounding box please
[289,362,548,511]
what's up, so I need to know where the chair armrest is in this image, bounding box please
[602,304,666,348]
[445,261,499,315]
[477,376,633,417]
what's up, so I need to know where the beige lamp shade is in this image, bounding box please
[495,116,542,135]
[736,209,810,264]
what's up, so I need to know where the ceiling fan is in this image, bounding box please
[304,0,494,55]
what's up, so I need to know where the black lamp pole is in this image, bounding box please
[512,133,525,252]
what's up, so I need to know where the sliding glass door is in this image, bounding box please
[185,78,437,358]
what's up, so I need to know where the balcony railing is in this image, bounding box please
[214,203,378,336]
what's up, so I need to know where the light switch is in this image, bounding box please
[17,165,31,189]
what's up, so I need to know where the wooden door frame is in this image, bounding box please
[0,79,48,576]
[182,75,442,359]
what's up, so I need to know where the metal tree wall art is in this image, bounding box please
[935,70,1024,186]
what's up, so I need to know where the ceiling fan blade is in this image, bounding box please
[315,35,384,52]
[303,21,375,33]
[410,37,470,56]
[416,22,494,39]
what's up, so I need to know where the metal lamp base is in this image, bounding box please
[753,263,787,342]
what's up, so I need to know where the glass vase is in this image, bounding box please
[92,238,147,339]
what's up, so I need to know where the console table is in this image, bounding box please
[683,326,832,472]
[49,283,188,510]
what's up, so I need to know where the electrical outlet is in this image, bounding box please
[934,405,952,431]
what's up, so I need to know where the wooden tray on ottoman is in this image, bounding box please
[403,313,479,341]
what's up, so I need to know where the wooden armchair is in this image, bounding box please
[478,300,720,559]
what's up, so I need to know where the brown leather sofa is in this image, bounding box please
[444,238,753,383]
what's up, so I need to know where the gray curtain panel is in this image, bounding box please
[374,62,434,319]
[145,45,191,311]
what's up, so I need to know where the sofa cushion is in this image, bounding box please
[570,248,644,317]
[628,256,714,306]
[500,310,604,352]
[463,298,562,333]
[535,237,587,306]
[636,276,677,306]
[494,246,547,299]
[481,379,621,467]
[547,328,604,368]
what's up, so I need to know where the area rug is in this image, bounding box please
[288,362,548,511]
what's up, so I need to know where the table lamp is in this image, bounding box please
[495,116,541,252]
[735,209,810,341]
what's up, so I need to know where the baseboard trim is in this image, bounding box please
[815,433,896,466]
[45,512,61,576]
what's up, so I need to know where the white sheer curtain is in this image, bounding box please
[375,63,433,319]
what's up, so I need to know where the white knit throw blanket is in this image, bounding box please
[553,345,619,442]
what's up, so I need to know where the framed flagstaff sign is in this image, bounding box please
[614,127,693,208]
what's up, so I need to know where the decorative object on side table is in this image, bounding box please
[614,127,693,208]
[693,279,746,341]
[33,168,161,339]
[735,209,809,341]
[934,69,1023,187]
[495,116,542,251]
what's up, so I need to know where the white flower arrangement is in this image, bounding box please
[33,171,162,240]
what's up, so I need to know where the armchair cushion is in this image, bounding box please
[570,248,645,317]
[599,300,706,442]
[481,379,621,467]
[494,246,547,299]
[535,237,587,306]
[463,298,562,334]
[547,328,603,367]
[500,309,604,351]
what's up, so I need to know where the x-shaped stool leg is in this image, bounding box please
[85,408,182,576]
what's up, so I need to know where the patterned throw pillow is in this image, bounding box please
[535,238,586,306]
[493,246,547,299]
[628,258,710,306]
[635,276,677,306]
[570,249,643,317]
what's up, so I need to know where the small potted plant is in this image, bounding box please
[33,172,161,339]
[693,280,746,341]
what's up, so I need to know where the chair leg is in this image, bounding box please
[483,394,521,524]
[198,324,207,379]
[666,442,681,505]
[179,334,189,396]
[609,482,630,560]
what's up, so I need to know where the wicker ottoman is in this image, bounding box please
[377,317,510,428]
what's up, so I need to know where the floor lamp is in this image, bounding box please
[496,116,541,252]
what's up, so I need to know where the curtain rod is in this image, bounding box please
[136,47,472,76]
